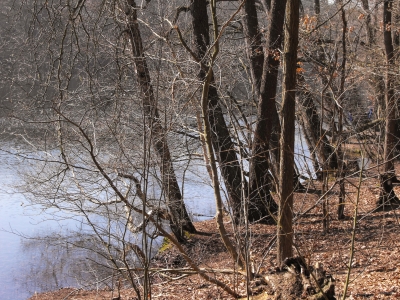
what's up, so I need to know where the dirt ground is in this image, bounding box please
[29,162,400,300]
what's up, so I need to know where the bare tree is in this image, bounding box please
[125,0,195,241]
[188,0,246,223]
[246,0,287,222]
[277,0,299,266]
[377,0,400,209]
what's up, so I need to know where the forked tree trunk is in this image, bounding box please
[126,0,195,240]
[248,0,287,223]
[243,0,265,96]
[277,0,299,265]
[361,0,375,46]
[243,0,282,187]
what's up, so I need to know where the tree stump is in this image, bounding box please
[376,173,400,211]
[262,257,335,300]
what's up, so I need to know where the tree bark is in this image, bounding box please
[314,0,320,15]
[383,0,397,174]
[377,0,400,209]
[243,0,282,183]
[126,0,195,240]
[190,0,245,222]
[248,0,287,223]
[277,0,299,265]
[337,0,347,220]
[198,0,245,269]
[243,0,264,97]
[361,0,375,46]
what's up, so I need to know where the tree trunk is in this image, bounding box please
[383,0,396,174]
[376,174,400,210]
[314,0,320,15]
[361,0,375,46]
[277,0,299,265]
[336,0,347,220]
[361,0,385,121]
[297,73,337,174]
[394,1,400,151]
[243,0,282,184]
[243,0,264,97]
[378,0,400,209]
[126,0,195,240]
[190,0,245,222]
[198,0,245,269]
[248,0,287,223]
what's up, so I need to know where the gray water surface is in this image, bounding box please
[0,125,315,299]
[0,154,39,299]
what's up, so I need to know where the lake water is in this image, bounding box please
[0,127,313,299]
[0,153,39,299]
[0,148,218,300]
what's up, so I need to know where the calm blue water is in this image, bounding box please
[0,150,216,300]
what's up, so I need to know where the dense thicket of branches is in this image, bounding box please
[2,0,400,298]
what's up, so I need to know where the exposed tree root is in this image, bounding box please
[261,257,335,300]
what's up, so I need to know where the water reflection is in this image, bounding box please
[18,230,162,294]
[0,147,215,299]
[0,126,315,299]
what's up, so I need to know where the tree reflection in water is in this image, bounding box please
[18,230,159,294]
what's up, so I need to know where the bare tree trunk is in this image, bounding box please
[297,72,336,175]
[243,0,282,184]
[361,0,385,121]
[361,0,375,46]
[314,0,320,15]
[277,0,299,266]
[199,0,245,269]
[126,0,195,240]
[394,1,400,150]
[377,0,400,210]
[383,0,396,174]
[248,0,287,223]
[190,0,245,222]
[394,0,400,50]
[243,0,264,97]
[337,0,347,220]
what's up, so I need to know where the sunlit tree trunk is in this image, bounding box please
[248,0,287,222]
[377,0,400,210]
[277,0,299,265]
[383,0,396,174]
[337,0,347,220]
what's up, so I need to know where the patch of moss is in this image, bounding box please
[184,231,192,239]
[158,231,193,253]
[159,237,172,252]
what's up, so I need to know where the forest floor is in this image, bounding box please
[29,153,400,299]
